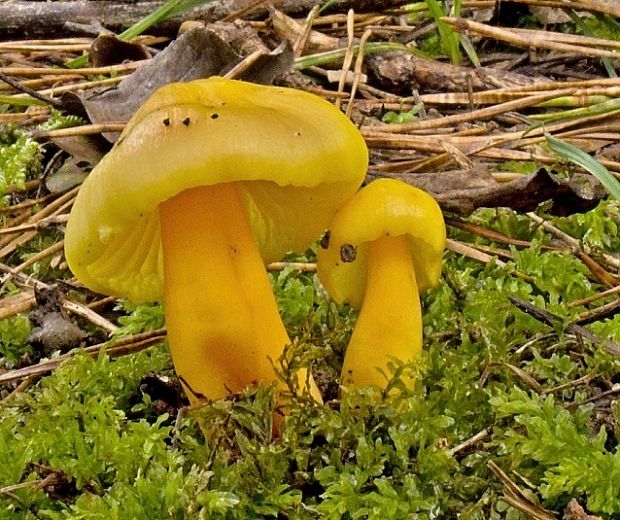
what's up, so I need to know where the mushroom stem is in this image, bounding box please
[160,183,316,402]
[341,234,422,388]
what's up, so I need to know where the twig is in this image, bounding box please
[1,377,36,402]
[62,299,119,334]
[334,9,355,111]
[266,261,317,272]
[31,123,126,139]
[0,329,166,385]
[0,186,78,259]
[292,5,321,57]
[0,70,64,108]
[487,461,557,520]
[569,284,620,308]
[566,385,620,410]
[449,427,491,456]
[444,17,620,59]
[363,89,576,133]
[0,240,64,283]
[574,298,620,326]
[509,296,620,358]
[541,371,595,395]
[0,214,69,236]
[506,0,620,18]
[446,238,507,266]
[346,28,372,119]
[446,217,543,249]
[527,212,620,275]
[0,61,144,77]
[224,49,268,79]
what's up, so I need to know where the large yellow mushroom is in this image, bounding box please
[64,77,368,403]
[317,178,445,389]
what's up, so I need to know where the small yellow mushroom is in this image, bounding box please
[317,178,445,389]
[64,77,368,404]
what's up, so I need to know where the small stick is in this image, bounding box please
[0,290,36,321]
[31,123,126,139]
[0,329,166,385]
[62,299,119,334]
[566,385,620,409]
[569,284,620,308]
[446,238,507,266]
[449,427,491,456]
[266,261,317,272]
[0,43,92,52]
[0,187,78,260]
[1,377,35,402]
[0,214,69,236]
[541,372,595,395]
[574,298,620,326]
[0,70,63,108]
[293,5,321,57]
[506,0,620,19]
[527,212,620,274]
[334,9,355,111]
[487,461,557,520]
[0,61,144,77]
[509,296,620,358]
[1,241,64,281]
[346,29,372,119]
[223,49,267,80]
[444,17,620,59]
[446,217,544,249]
[363,89,576,133]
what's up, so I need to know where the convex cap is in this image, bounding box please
[317,178,446,309]
[65,77,368,300]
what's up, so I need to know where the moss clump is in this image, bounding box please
[0,126,41,197]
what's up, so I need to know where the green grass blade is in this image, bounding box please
[529,97,620,123]
[459,33,479,67]
[294,42,411,70]
[118,0,184,40]
[0,95,47,107]
[66,0,215,69]
[546,134,620,200]
[425,0,461,64]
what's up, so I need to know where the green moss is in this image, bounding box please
[37,109,85,132]
[490,387,620,514]
[0,126,41,197]
[0,313,31,365]
[496,160,539,175]
[0,199,618,517]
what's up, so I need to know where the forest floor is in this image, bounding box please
[0,1,619,519]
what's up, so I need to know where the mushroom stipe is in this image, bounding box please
[160,182,320,402]
[341,234,423,388]
[317,178,445,390]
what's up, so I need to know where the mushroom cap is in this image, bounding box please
[64,77,368,300]
[317,178,445,309]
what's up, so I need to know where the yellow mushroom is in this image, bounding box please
[316,178,445,389]
[64,77,368,404]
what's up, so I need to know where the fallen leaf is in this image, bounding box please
[45,159,89,193]
[89,33,151,66]
[368,167,606,216]
[51,135,106,165]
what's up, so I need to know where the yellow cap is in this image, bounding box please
[65,77,368,300]
[317,178,445,309]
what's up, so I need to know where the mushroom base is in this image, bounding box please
[160,183,319,403]
[341,234,422,389]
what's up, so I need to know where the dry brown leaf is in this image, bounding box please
[368,167,606,216]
